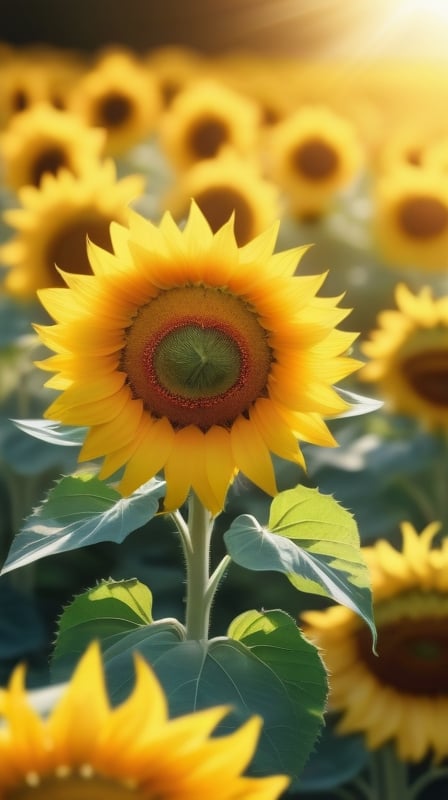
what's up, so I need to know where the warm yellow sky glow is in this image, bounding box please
[198,0,448,60]
[314,0,448,60]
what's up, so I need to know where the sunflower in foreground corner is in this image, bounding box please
[301,521,448,763]
[35,202,360,513]
[360,283,448,429]
[0,641,289,799]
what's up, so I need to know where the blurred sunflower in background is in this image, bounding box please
[158,79,261,172]
[163,150,281,245]
[1,159,144,297]
[68,47,161,157]
[375,123,436,173]
[145,45,207,109]
[34,202,360,513]
[0,641,289,799]
[421,135,448,174]
[0,50,53,127]
[267,104,364,220]
[360,283,448,429]
[301,520,448,763]
[0,103,105,192]
[0,45,84,128]
[372,165,448,272]
[210,53,295,129]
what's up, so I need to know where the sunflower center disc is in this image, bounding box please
[154,324,242,397]
[292,137,339,180]
[96,92,133,128]
[356,592,448,694]
[47,213,113,283]
[188,115,229,159]
[196,186,254,246]
[31,145,68,187]
[402,348,448,406]
[122,286,272,430]
[398,195,448,238]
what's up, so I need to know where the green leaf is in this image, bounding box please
[297,717,368,792]
[224,485,375,643]
[51,578,154,680]
[98,609,326,784]
[1,473,166,574]
[51,598,326,783]
[228,609,327,780]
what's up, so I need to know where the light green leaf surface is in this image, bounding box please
[1,474,166,574]
[224,485,375,642]
[51,578,154,680]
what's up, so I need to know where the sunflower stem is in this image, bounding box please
[184,492,215,641]
[368,743,411,800]
[206,555,232,606]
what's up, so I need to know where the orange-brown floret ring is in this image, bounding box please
[121,285,273,430]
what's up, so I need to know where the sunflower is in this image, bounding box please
[266,104,364,219]
[158,79,261,172]
[372,166,448,272]
[0,49,52,127]
[422,135,448,174]
[67,47,161,156]
[144,45,207,109]
[0,641,289,799]
[0,103,105,191]
[360,283,448,429]
[163,150,281,246]
[301,521,448,763]
[1,160,144,298]
[0,45,85,129]
[34,202,360,514]
[210,53,294,128]
[374,123,435,173]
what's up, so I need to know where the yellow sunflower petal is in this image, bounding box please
[48,642,110,764]
[230,415,277,496]
[118,416,176,496]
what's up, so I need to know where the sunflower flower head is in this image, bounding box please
[158,79,261,172]
[0,102,106,191]
[301,521,448,763]
[0,641,289,799]
[68,47,161,156]
[360,283,448,430]
[0,47,61,128]
[34,202,361,513]
[372,165,448,272]
[163,149,281,245]
[267,104,364,219]
[144,45,207,109]
[1,159,145,298]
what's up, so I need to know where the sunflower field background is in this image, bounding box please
[0,28,448,800]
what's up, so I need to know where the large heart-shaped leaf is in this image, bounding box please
[102,609,326,784]
[52,594,327,784]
